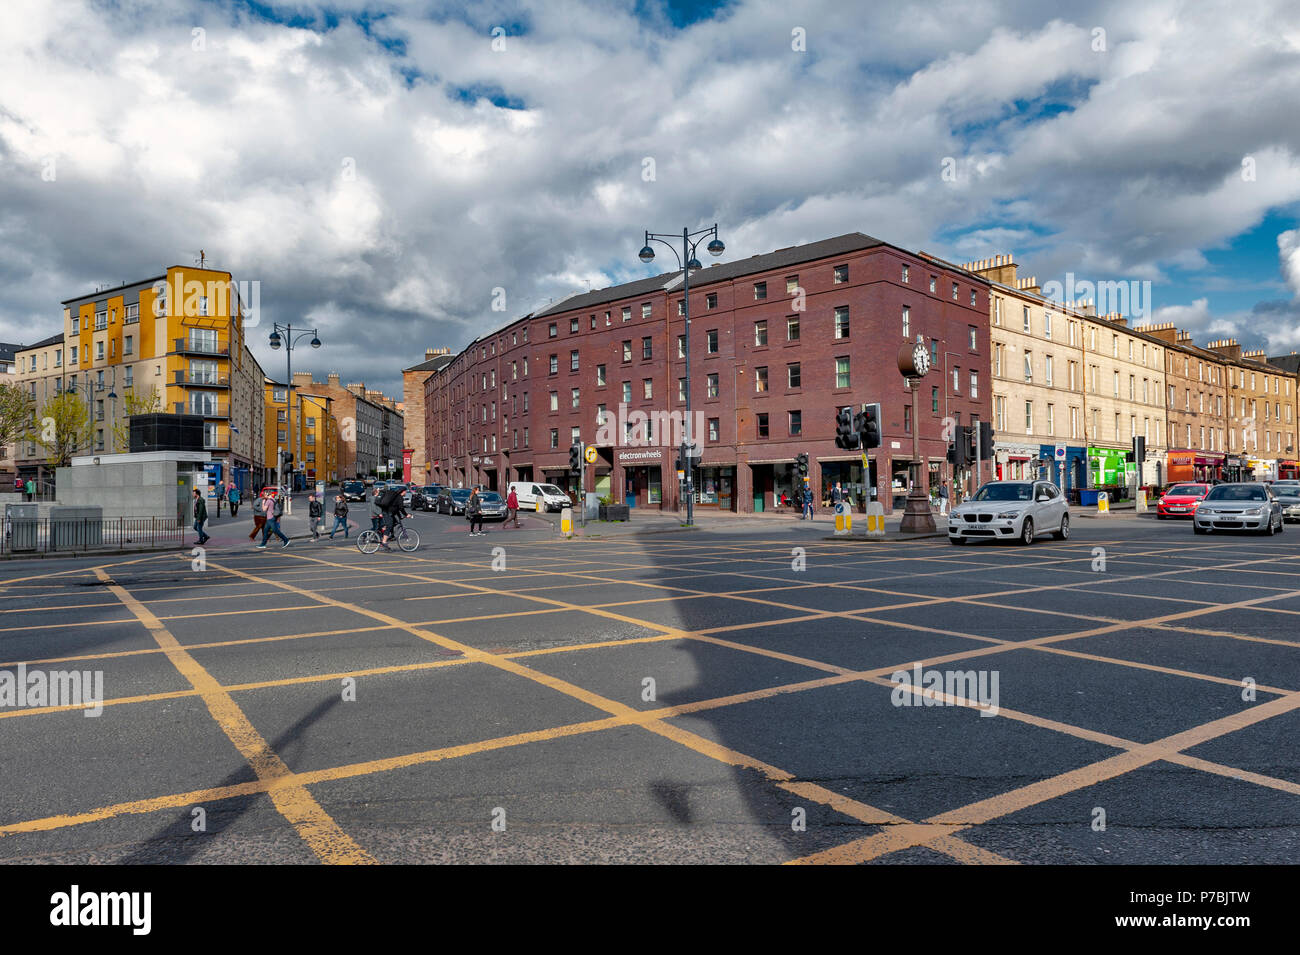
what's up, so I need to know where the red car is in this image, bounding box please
[1157,482,1210,519]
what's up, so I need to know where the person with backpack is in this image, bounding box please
[249,490,267,541]
[257,491,290,548]
[505,486,520,528]
[192,489,210,545]
[308,493,323,540]
[376,483,406,548]
[329,494,350,539]
[466,488,485,536]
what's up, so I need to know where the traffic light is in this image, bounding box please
[948,426,970,469]
[1133,435,1146,462]
[968,425,979,462]
[568,443,582,473]
[979,421,995,459]
[796,452,809,478]
[859,403,881,449]
[834,407,858,449]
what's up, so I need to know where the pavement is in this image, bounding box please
[2,508,1298,864]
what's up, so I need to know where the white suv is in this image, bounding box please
[948,480,1069,545]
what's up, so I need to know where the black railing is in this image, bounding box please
[171,338,229,356]
[1,517,186,555]
[173,371,231,386]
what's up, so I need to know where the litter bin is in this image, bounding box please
[5,503,38,552]
[50,506,104,551]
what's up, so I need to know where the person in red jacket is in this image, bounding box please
[505,487,520,528]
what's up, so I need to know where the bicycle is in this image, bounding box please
[356,516,420,554]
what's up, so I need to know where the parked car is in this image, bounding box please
[1156,483,1209,519]
[402,487,425,511]
[948,480,1069,545]
[436,487,472,515]
[341,480,367,502]
[1193,482,1283,535]
[417,485,442,511]
[507,482,571,512]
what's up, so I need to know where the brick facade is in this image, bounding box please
[425,233,991,512]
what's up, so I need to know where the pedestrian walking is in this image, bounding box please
[802,484,814,520]
[228,483,241,518]
[939,482,949,516]
[467,488,484,536]
[258,491,290,548]
[24,478,35,502]
[831,482,844,507]
[192,490,210,545]
[249,491,267,541]
[308,493,323,540]
[329,494,350,539]
[505,486,520,528]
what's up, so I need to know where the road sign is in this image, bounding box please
[584,445,598,464]
[1054,444,1066,461]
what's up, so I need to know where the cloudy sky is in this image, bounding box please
[2,0,1298,397]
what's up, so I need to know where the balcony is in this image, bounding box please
[203,440,231,451]
[174,371,230,387]
[173,401,231,419]
[171,338,229,357]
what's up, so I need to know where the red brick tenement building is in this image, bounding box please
[424,233,991,513]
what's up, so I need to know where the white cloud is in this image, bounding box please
[1,0,1298,394]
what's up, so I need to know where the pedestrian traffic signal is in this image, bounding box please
[1133,435,1146,462]
[796,452,809,477]
[834,407,858,449]
[568,443,582,473]
[979,421,995,459]
[859,402,881,449]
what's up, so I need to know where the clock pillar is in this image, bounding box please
[897,338,937,534]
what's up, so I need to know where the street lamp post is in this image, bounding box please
[269,323,321,499]
[637,224,725,527]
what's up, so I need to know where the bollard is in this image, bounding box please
[1135,488,1148,513]
[834,502,852,536]
[536,499,543,513]
[1097,491,1110,515]
[560,505,573,538]
[864,501,886,538]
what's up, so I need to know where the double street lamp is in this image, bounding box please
[637,224,725,527]
[269,323,321,494]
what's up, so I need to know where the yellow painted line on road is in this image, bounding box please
[205,556,1010,866]
[92,568,375,865]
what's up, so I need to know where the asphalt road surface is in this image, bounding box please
[2,507,1298,864]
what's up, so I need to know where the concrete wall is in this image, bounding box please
[56,460,181,519]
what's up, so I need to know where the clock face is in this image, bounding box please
[912,343,930,376]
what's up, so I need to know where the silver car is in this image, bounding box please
[1193,482,1283,535]
[948,480,1069,545]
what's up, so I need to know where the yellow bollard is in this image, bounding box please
[560,505,573,538]
[834,502,852,536]
[1097,491,1110,515]
[536,499,542,513]
[865,501,885,537]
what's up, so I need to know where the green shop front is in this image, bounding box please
[1088,446,1136,493]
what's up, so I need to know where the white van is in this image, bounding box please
[508,482,571,512]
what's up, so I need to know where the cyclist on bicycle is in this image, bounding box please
[375,484,407,550]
